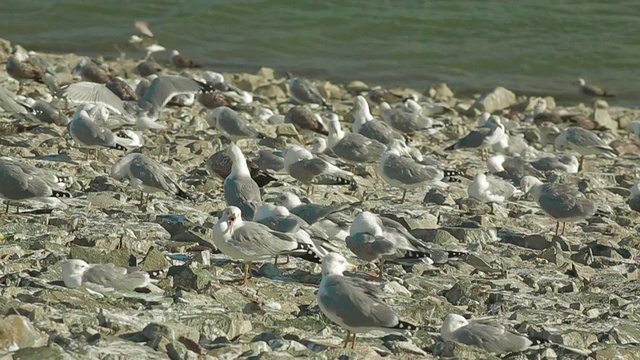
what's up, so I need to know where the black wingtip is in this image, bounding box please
[322,101,333,111]
[390,320,419,332]
[196,79,215,93]
[113,143,128,152]
[447,250,467,258]
[51,190,72,198]
[288,243,323,264]
[443,169,464,177]
[444,144,456,151]
[311,175,352,186]
[176,188,194,202]
[404,250,432,259]
[256,132,267,140]
[56,176,72,183]
[529,337,551,346]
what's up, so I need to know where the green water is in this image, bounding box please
[1,0,637,105]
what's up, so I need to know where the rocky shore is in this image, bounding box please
[1,39,640,360]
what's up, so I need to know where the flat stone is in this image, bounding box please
[69,246,133,268]
[169,264,216,291]
[444,227,498,245]
[0,315,44,350]
[470,86,517,113]
[141,246,172,273]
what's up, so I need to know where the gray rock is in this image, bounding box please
[470,86,517,113]
[0,315,44,349]
[169,264,216,291]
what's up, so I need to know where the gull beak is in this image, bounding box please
[227,215,236,226]
[347,263,358,272]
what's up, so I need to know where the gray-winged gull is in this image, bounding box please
[445,115,505,159]
[207,106,266,142]
[284,106,328,136]
[467,173,519,204]
[352,95,405,145]
[0,159,71,213]
[380,140,448,203]
[347,211,464,276]
[224,144,263,220]
[213,206,322,284]
[288,76,330,108]
[111,153,191,204]
[441,314,547,354]
[130,20,165,60]
[326,114,387,165]
[486,155,545,184]
[379,101,444,135]
[68,109,128,160]
[554,127,617,171]
[283,145,353,192]
[538,122,562,147]
[529,154,579,174]
[574,78,614,98]
[317,252,418,348]
[62,259,150,292]
[520,175,597,235]
[206,148,277,188]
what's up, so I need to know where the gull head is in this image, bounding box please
[326,114,343,140]
[77,56,92,68]
[575,78,586,86]
[253,203,278,221]
[402,98,422,114]
[129,35,143,44]
[350,211,382,236]
[221,206,242,229]
[321,252,356,277]
[486,115,502,127]
[534,99,547,114]
[308,136,328,153]
[553,130,568,151]
[520,176,543,196]
[12,45,29,61]
[486,155,506,173]
[478,112,491,126]
[254,108,274,122]
[441,314,469,341]
[171,49,180,56]
[61,259,90,288]
[283,145,313,167]
[353,95,369,111]
[203,71,225,85]
[380,102,392,111]
[274,192,302,209]
[386,139,408,155]
[226,144,245,163]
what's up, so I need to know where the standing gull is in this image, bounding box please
[554,127,617,171]
[380,140,448,203]
[379,101,444,136]
[0,159,71,213]
[213,206,322,284]
[68,109,128,160]
[171,50,200,69]
[62,259,150,292]
[224,144,262,220]
[283,145,353,192]
[207,106,266,142]
[520,176,597,235]
[326,114,387,165]
[574,78,614,98]
[111,153,191,204]
[317,253,418,349]
[347,211,464,276]
[5,45,45,93]
[205,149,277,188]
[445,115,505,159]
[441,314,546,354]
[467,173,519,204]
[288,75,330,108]
[352,95,405,145]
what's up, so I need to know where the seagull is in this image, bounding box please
[529,154,579,174]
[67,109,128,160]
[272,191,353,241]
[105,77,138,101]
[283,145,353,193]
[467,173,519,204]
[171,50,200,69]
[288,75,330,108]
[5,45,46,94]
[62,259,150,292]
[224,144,262,220]
[284,106,328,136]
[352,95,405,145]
[0,159,71,213]
[111,153,191,204]
[524,99,581,125]
[380,140,449,203]
[441,314,547,354]
[317,253,418,349]
[520,176,597,236]
[347,211,464,276]
[574,78,614,98]
[0,85,41,122]
[207,106,266,142]
[252,149,285,173]
[75,57,112,84]
[538,122,562,148]
[628,183,640,213]
[213,206,322,284]
[130,20,166,60]
[554,127,617,171]
[326,114,387,165]
[379,101,444,136]
[445,115,505,160]
[486,155,545,184]
[205,149,277,188]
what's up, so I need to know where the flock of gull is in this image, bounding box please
[0,21,636,355]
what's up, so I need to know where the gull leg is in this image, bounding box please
[241,261,252,285]
[400,189,407,204]
[342,331,351,348]
[17,82,24,95]
[4,202,8,214]
[351,333,357,349]
[378,258,385,277]
[561,222,567,236]
[555,221,560,236]
[85,149,90,161]
[15,203,20,214]
[579,156,585,172]
[140,191,145,205]
[273,255,290,266]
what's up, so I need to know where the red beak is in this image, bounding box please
[227,215,236,226]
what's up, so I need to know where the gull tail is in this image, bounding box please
[444,143,457,151]
[288,243,323,263]
[176,188,195,202]
[443,169,464,177]
[254,173,277,188]
[310,175,352,186]
[195,80,216,93]
[387,320,419,332]
[321,100,333,111]
[51,190,72,198]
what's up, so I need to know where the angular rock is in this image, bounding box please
[470,86,517,113]
[169,264,216,291]
[0,315,44,350]
[444,227,498,245]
